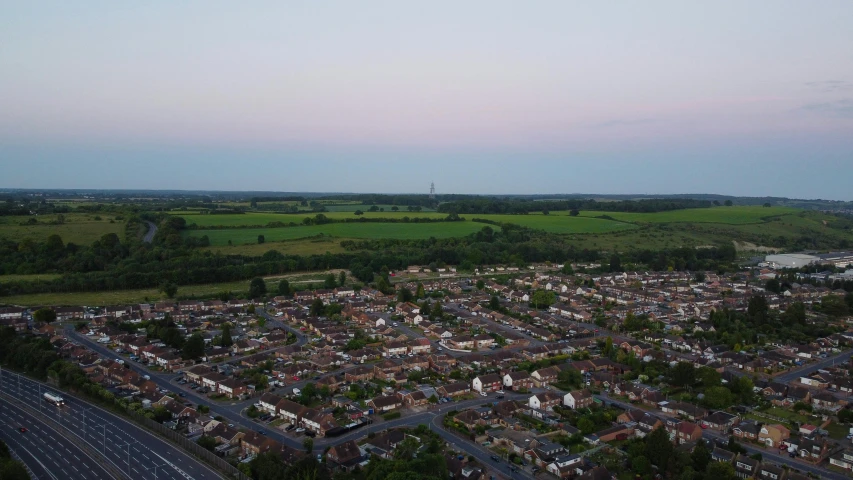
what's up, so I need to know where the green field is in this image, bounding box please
[475,214,636,233]
[575,206,799,224]
[187,221,484,245]
[201,237,351,256]
[0,271,345,306]
[0,214,126,244]
[174,206,846,253]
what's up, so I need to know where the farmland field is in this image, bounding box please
[201,236,351,256]
[474,214,636,233]
[173,211,448,227]
[574,206,799,224]
[0,213,126,244]
[186,221,484,245]
[0,271,346,306]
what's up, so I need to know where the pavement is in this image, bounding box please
[597,393,849,480]
[0,369,224,480]
[0,397,113,480]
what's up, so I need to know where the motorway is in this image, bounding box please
[0,369,223,480]
[0,397,113,480]
[598,393,849,480]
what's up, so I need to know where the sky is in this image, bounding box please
[1,1,852,199]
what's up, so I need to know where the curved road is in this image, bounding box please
[143,221,158,243]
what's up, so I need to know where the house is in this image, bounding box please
[704,411,739,431]
[593,424,633,443]
[326,440,365,472]
[218,378,247,399]
[829,450,853,472]
[758,424,790,448]
[258,393,283,415]
[531,367,560,387]
[670,421,703,445]
[503,371,534,391]
[368,395,402,412]
[563,389,593,410]
[635,413,663,438]
[546,454,583,478]
[529,392,563,411]
[796,435,830,463]
[454,410,484,431]
[734,455,759,479]
[711,447,735,463]
[472,374,503,393]
[277,399,307,425]
[758,464,785,480]
[733,420,761,441]
[438,381,471,398]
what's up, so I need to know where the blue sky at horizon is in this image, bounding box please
[1,1,852,199]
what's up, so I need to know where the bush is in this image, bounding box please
[382,411,402,421]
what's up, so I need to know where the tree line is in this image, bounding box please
[437,197,714,215]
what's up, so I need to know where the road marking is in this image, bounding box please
[17,443,59,480]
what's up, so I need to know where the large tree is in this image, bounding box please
[220,323,233,347]
[248,277,267,298]
[669,361,696,388]
[277,279,292,296]
[182,333,206,360]
[33,308,57,323]
[645,425,674,469]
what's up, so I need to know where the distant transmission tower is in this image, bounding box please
[429,182,435,199]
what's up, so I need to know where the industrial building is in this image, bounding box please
[764,254,819,268]
[764,251,853,269]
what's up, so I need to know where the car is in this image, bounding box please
[257,430,266,435]
[491,455,500,462]
[190,384,199,389]
[286,424,296,431]
[497,395,505,399]
[293,376,299,381]
[18,427,27,433]
[313,376,321,381]
[789,452,796,458]
[295,428,305,433]
[700,423,708,429]
[496,390,504,395]
[178,392,186,397]
[392,322,399,327]
[228,424,235,428]
[479,392,488,397]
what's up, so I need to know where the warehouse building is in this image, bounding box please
[764,254,819,268]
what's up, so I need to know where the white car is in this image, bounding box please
[496,390,504,395]
[480,391,488,397]
[392,322,399,327]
